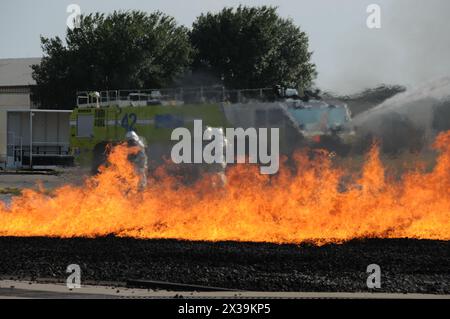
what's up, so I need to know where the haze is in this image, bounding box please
[1,0,449,94]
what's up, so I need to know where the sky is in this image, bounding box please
[0,0,449,94]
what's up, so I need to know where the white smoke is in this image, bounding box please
[352,76,450,151]
[354,77,450,124]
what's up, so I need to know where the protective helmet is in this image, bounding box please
[125,130,146,148]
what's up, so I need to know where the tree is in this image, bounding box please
[32,11,193,108]
[190,6,316,89]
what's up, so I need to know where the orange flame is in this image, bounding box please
[0,132,449,244]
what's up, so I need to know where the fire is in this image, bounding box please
[0,132,449,244]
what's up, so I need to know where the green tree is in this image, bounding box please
[190,6,316,89]
[32,11,193,108]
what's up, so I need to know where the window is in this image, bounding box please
[94,109,105,127]
[77,114,94,137]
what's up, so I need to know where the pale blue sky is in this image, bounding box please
[1,0,449,93]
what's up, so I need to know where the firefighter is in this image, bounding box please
[203,126,228,187]
[125,130,148,189]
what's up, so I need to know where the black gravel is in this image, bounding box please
[0,237,448,294]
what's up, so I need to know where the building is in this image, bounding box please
[0,58,72,169]
[0,58,41,107]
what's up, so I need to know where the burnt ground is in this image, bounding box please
[0,237,448,294]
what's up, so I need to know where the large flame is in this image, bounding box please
[0,132,449,244]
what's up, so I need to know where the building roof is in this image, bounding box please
[0,58,41,87]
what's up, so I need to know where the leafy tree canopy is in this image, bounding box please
[32,11,192,108]
[190,6,316,89]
